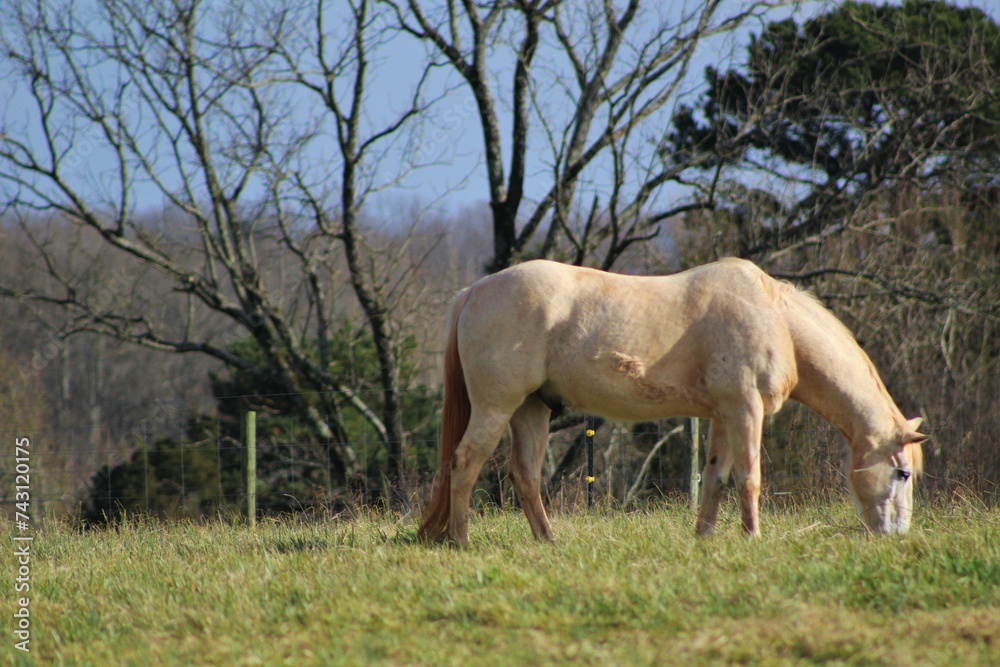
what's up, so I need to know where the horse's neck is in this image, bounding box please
[788,308,903,443]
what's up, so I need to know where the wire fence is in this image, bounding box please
[2,392,998,523]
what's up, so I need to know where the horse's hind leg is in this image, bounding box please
[696,419,733,536]
[449,406,511,548]
[509,395,554,541]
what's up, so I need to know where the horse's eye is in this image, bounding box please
[894,468,911,482]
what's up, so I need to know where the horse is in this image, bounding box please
[418,258,928,547]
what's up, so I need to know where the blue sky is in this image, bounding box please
[301,0,1000,220]
[1,0,997,225]
[0,1,803,222]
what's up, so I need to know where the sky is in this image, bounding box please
[357,0,1000,217]
[1,0,998,225]
[361,0,798,214]
[0,0,808,223]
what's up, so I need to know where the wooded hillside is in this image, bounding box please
[0,0,996,517]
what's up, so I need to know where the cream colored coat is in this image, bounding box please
[419,259,927,547]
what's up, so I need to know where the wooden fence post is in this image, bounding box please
[689,417,701,513]
[243,411,256,527]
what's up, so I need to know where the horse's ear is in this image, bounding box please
[903,417,930,444]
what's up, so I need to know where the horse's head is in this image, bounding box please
[847,417,929,535]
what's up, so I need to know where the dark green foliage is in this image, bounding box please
[86,326,441,522]
[211,324,441,507]
[671,1,1000,171]
[85,416,241,523]
[666,0,1000,254]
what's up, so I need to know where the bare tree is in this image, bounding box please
[0,0,440,490]
[266,0,447,489]
[0,0,791,501]
[386,0,780,271]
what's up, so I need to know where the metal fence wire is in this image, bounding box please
[1,392,998,522]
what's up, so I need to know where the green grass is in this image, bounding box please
[4,500,1000,666]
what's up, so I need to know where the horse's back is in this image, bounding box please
[456,259,798,420]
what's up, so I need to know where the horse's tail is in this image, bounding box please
[418,289,472,542]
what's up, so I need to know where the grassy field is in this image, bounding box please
[4,499,1000,666]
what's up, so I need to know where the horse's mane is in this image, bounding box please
[781,276,905,427]
[783,281,859,343]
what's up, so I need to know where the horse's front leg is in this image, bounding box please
[736,451,762,537]
[697,394,764,537]
[730,396,765,538]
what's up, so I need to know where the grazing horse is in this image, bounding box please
[419,259,927,547]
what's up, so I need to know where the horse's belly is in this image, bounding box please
[551,376,715,422]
